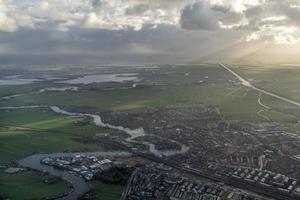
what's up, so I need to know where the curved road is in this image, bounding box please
[219,63,300,107]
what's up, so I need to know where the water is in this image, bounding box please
[0,78,42,86]
[0,105,189,157]
[50,106,146,139]
[15,104,188,198]
[1,94,24,100]
[5,105,190,199]
[50,106,189,157]
[0,105,47,109]
[18,151,131,200]
[148,144,190,157]
[57,73,138,85]
[37,87,78,93]
[0,73,190,199]
[0,73,138,86]
[1,87,78,100]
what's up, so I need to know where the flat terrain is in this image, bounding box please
[90,181,124,200]
[231,64,300,102]
[1,64,299,165]
[0,108,116,165]
[0,63,299,200]
[1,64,299,122]
[0,171,68,200]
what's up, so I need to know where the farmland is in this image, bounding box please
[0,63,299,200]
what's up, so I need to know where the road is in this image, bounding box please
[121,170,137,200]
[219,63,300,107]
[103,142,295,200]
[134,152,297,200]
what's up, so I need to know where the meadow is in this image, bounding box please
[0,108,121,200]
[1,64,298,122]
[0,63,299,200]
[0,107,124,165]
[90,181,125,200]
[0,171,68,200]
[232,64,300,102]
[1,64,299,165]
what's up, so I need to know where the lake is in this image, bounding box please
[57,73,139,85]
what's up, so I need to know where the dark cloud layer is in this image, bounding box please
[1,0,300,65]
[180,2,221,30]
[0,24,244,65]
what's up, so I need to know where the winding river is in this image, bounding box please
[18,152,131,200]
[1,104,189,199]
[1,87,78,100]
[1,86,189,199]
[49,106,189,157]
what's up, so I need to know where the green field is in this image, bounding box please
[0,107,108,134]
[1,64,298,122]
[0,108,121,200]
[0,108,123,165]
[231,64,300,102]
[0,64,299,165]
[0,130,101,165]
[90,181,124,200]
[0,82,50,98]
[0,171,68,200]
[0,64,299,200]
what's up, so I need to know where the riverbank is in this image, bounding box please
[18,151,132,200]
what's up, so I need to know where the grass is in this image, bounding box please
[0,108,108,134]
[90,180,125,200]
[0,130,101,165]
[0,82,50,98]
[0,171,68,200]
[231,65,300,102]
[0,65,298,165]
[1,67,298,122]
[0,108,122,165]
[208,85,299,122]
[0,64,300,123]
[0,107,116,200]
[0,63,298,200]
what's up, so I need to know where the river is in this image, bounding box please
[1,104,189,199]
[18,152,131,200]
[50,106,189,157]
[1,98,189,200]
[1,87,78,100]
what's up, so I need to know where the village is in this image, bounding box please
[123,164,266,200]
[215,165,300,199]
[41,155,114,181]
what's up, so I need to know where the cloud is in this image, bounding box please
[82,0,181,30]
[0,0,18,32]
[3,0,300,66]
[179,0,246,31]
[238,0,300,43]
[0,25,245,65]
[180,2,222,30]
[0,0,297,33]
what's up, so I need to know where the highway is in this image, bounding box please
[219,63,300,107]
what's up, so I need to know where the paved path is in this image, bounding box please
[219,63,300,107]
[258,93,270,109]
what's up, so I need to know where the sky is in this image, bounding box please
[1,0,300,65]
